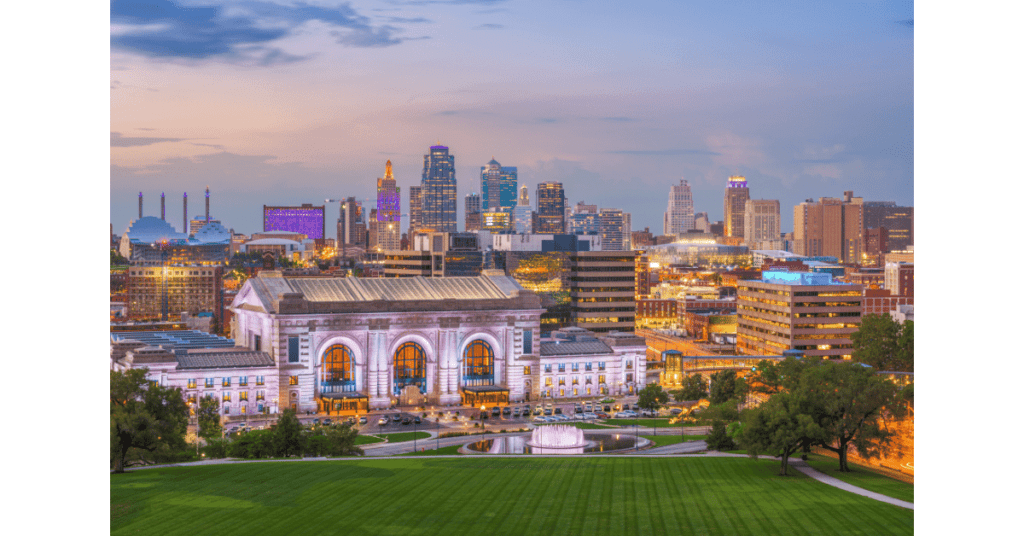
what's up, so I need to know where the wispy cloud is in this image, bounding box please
[599,117,638,123]
[606,149,720,156]
[385,16,432,23]
[111,131,188,147]
[475,23,504,30]
[111,0,416,65]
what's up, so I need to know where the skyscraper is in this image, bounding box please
[408,186,423,236]
[599,208,628,251]
[465,193,482,232]
[535,182,566,234]
[421,145,457,233]
[518,185,530,207]
[793,191,863,263]
[664,179,694,236]
[568,202,600,235]
[337,197,366,249]
[480,158,518,212]
[743,199,782,250]
[724,175,750,238]
[375,160,401,251]
[862,202,914,252]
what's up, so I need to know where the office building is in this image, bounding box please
[863,202,914,252]
[631,227,654,248]
[518,185,529,207]
[884,262,914,297]
[694,212,711,233]
[793,191,864,264]
[421,145,457,233]
[481,211,512,232]
[480,159,518,212]
[568,251,638,333]
[384,232,484,278]
[512,205,533,234]
[374,161,401,251]
[744,199,782,250]
[408,186,423,236]
[736,271,862,360]
[535,182,566,234]
[127,265,224,323]
[337,197,367,250]
[599,208,629,251]
[724,175,750,238]
[264,204,326,240]
[568,202,601,235]
[664,179,695,236]
[465,193,482,232]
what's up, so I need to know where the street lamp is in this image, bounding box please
[436,418,440,450]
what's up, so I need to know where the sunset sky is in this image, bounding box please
[110,0,914,236]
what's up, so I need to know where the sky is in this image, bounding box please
[110,0,914,236]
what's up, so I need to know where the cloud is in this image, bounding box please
[606,149,720,156]
[111,0,415,64]
[191,142,226,150]
[385,16,432,23]
[474,23,504,30]
[111,131,188,147]
[599,117,638,123]
[896,19,913,28]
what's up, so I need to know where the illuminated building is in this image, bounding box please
[127,265,224,322]
[230,272,544,410]
[883,247,914,265]
[599,208,630,251]
[863,202,914,252]
[646,237,750,268]
[421,145,457,233]
[568,251,638,333]
[465,193,482,232]
[480,158,517,212]
[793,191,863,264]
[408,186,423,236]
[373,160,402,251]
[884,262,914,296]
[864,227,889,265]
[120,217,230,265]
[263,204,326,240]
[694,212,711,233]
[664,179,695,236]
[744,199,781,250]
[481,211,512,232]
[723,175,749,238]
[189,217,222,236]
[635,255,651,299]
[535,182,566,234]
[512,205,533,234]
[384,232,484,277]
[533,328,647,398]
[862,288,913,316]
[568,202,599,235]
[337,197,367,250]
[737,271,862,359]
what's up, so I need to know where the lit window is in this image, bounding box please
[239,391,248,401]
[239,376,247,387]
[289,376,298,386]
[204,378,214,388]
[223,392,231,402]
[187,379,196,389]
[523,366,531,375]
[222,377,231,387]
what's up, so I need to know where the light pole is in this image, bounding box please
[414,418,418,452]
[436,418,440,450]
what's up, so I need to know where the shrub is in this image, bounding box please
[706,421,736,451]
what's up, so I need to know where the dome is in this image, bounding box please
[192,221,231,244]
[123,216,188,244]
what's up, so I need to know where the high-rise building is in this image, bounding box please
[518,185,530,207]
[337,197,366,250]
[264,204,326,240]
[421,145,457,233]
[567,202,600,235]
[737,271,862,360]
[375,161,401,251]
[408,186,423,236]
[863,202,914,252]
[599,208,629,251]
[622,213,632,250]
[535,182,566,234]
[743,199,782,250]
[465,192,482,232]
[724,175,750,238]
[512,205,533,234]
[480,158,518,212]
[568,251,638,333]
[793,191,863,264]
[694,212,710,233]
[481,211,512,232]
[664,179,695,236]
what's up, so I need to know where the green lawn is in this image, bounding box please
[602,418,703,428]
[641,435,708,448]
[112,458,913,535]
[804,454,914,503]
[353,435,385,445]
[395,445,464,456]
[378,432,431,443]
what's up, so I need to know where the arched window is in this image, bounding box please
[393,342,426,395]
[321,344,356,393]
[463,340,494,387]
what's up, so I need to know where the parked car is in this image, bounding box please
[582,412,597,420]
[347,417,356,425]
[414,416,421,424]
[595,412,610,419]
[669,408,684,415]
[574,404,583,413]
[392,414,402,423]
[533,407,542,415]
[603,405,611,412]
[631,403,639,411]
[533,416,549,423]
[543,408,553,416]
[323,418,333,425]
[313,418,321,426]
[359,416,368,424]
[491,407,501,417]
[502,407,511,416]
[554,407,563,415]
[512,408,521,417]
[378,417,389,426]
[555,414,570,422]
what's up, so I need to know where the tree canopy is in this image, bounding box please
[197,396,222,440]
[637,383,670,413]
[110,369,189,473]
[709,370,744,404]
[851,314,914,372]
[673,374,708,402]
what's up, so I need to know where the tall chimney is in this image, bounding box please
[205,186,210,223]
[183,192,188,234]
[138,192,143,218]
[160,192,165,221]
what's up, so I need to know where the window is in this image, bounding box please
[558,376,565,386]
[463,340,494,387]
[187,394,196,404]
[239,376,248,387]
[558,364,566,373]
[393,342,426,395]
[239,391,248,401]
[256,390,265,401]
[204,378,215,388]
[240,405,247,414]
[222,377,231,387]
[223,392,231,402]
[321,344,356,394]
[598,375,606,384]
[598,362,606,371]
[572,363,579,372]
[254,334,261,351]
[187,379,197,389]
[626,360,633,370]
[626,373,633,383]
[545,377,552,387]
[572,377,579,385]
[288,336,300,363]
[523,366,531,375]
[544,364,552,373]
[256,376,265,386]
[289,375,298,386]
[585,363,592,372]
[523,329,533,354]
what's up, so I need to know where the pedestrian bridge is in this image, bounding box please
[660,353,785,389]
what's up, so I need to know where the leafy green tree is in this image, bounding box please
[851,314,913,372]
[228,429,275,459]
[323,424,364,457]
[674,374,708,401]
[637,383,670,414]
[738,392,828,476]
[273,408,306,457]
[110,369,189,473]
[706,421,735,451]
[197,396,223,440]
[110,249,128,266]
[709,370,742,404]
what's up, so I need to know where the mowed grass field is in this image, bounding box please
[111,457,912,535]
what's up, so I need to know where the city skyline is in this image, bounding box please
[110,1,913,236]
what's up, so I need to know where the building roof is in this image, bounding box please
[111,330,236,356]
[752,250,803,258]
[539,339,614,357]
[244,238,302,246]
[176,350,275,370]
[123,216,189,244]
[192,221,231,244]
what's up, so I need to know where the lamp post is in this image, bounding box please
[480,405,486,433]
[436,418,440,450]
[414,418,418,452]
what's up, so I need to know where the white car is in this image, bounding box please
[614,411,636,419]
[533,416,550,423]
[582,412,597,420]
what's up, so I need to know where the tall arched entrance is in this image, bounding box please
[318,344,367,416]
[460,339,508,407]
[393,342,427,397]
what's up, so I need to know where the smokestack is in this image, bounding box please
[138,192,143,219]
[205,186,210,223]
[160,192,165,221]
[183,192,188,234]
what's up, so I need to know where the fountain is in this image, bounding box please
[527,425,587,449]
[461,424,651,454]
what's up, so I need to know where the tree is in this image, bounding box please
[323,424,364,457]
[197,396,223,440]
[110,249,128,266]
[706,421,735,451]
[709,370,742,404]
[637,383,669,414]
[674,374,708,401]
[110,369,189,473]
[737,392,827,476]
[273,408,306,457]
[851,314,913,372]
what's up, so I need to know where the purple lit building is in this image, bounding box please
[263,204,326,240]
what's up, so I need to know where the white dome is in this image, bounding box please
[192,221,231,244]
[123,217,188,244]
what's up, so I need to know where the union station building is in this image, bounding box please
[229,271,647,415]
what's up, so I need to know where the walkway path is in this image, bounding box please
[790,460,914,510]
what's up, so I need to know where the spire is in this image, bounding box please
[385,160,393,180]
